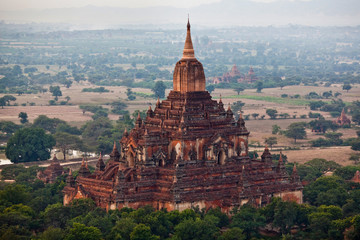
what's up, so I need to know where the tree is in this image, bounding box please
[234,87,244,95]
[285,122,307,143]
[126,88,136,101]
[266,109,278,119]
[152,81,166,98]
[2,95,16,105]
[0,121,21,137]
[265,137,277,149]
[272,124,281,134]
[219,228,245,240]
[349,154,360,164]
[174,217,219,240]
[309,119,338,133]
[40,227,64,240]
[231,205,265,239]
[303,176,347,206]
[349,101,360,125]
[49,86,62,101]
[351,138,360,151]
[5,128,55,163]
[18,112,28,124]
[231,101,245,119]
[56,123,81,135]
[251,113,259,119]
[322,91,333,99]
[92,108,108,120]
[255,81,263,93]
[206,85,215,94]
[109,218,137,240]
[0,97,6,108]
[65,222,102,240]
[130,224,159,240]
[33,115,66,134]
[343,83,352,92]
[54,132,83,160]
[110,101,128,115]
[309,101,326,110]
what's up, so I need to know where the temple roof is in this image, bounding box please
[173,19,206,92]
[182,18,195,60]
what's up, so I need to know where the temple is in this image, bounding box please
[211,64,258,84]
[333,109,351,126]
[38,154,65,183]
[63,20,303,212]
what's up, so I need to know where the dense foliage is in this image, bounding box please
[5,128,56,163]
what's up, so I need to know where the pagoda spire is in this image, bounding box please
[182,17,195,59]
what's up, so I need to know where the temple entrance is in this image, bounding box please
[217,150,226,165]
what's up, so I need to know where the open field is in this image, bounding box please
[1,82,359,165]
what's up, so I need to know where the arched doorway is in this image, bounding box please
[217,150,226,165]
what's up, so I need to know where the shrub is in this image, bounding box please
[311,138,332,147]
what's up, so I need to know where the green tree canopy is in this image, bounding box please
[231,205,265,239]
[152,81,166,99]
[33,115,66,134]
[206,85,216,94]
[65,222,102,240]
[18,112,28,124]
[343,83,352,92]
[49,86,62,101]
[285,122,307,143]
[266,109,278,119]
[5,127,55,163]
[54,132,83,160]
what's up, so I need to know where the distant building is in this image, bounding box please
[210,64,258,84]
[63,20,302,212]
[37,154,65,184]
[352,170,360,184]
[333,109,351,126]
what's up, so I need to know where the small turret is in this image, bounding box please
[123,128,128,138]
[290,165,300,183]
[218,95,224,111]
[261,145,272,163]
[156,97,161,108]
[135,112,142,128]
[147,106,153,118]
[110,142,121,162]
[237,113,246,128]
[277,152,286,173]
[226,103,233,118]
[66,168,75,187]
[96,153,105,171]
[78,158,91,178]
[352,170,360,183]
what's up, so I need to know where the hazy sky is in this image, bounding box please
[0,0,311,11]
[0,0,358,27]
[1,0,222,10]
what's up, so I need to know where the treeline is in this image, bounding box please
[0,158,360,239]
[1,109,142,163]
